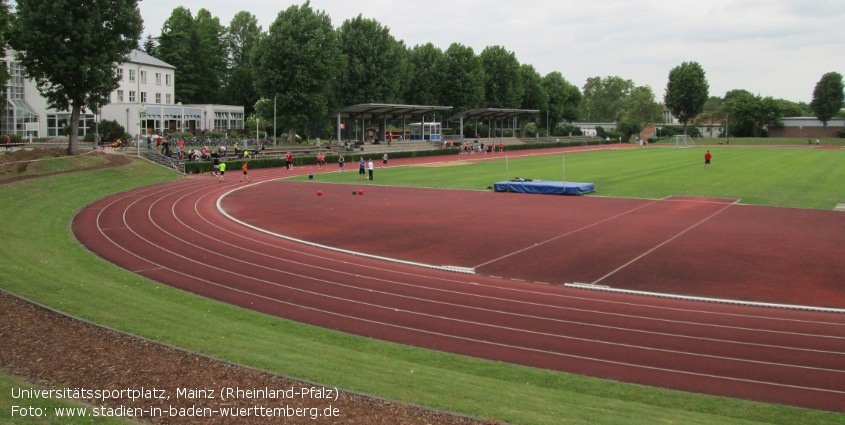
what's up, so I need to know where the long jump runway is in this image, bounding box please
[73,164,845,412]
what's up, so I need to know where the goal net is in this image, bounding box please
[673,134,695,148]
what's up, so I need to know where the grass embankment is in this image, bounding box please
[296,146,845,209]
[0,155,843,424]
[0,148,110,181]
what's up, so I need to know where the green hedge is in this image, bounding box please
[182,140,603,174]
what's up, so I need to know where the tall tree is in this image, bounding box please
[11,0,142,154]
[0,0,11,109]
[519,64,548,134]
[664,61,709,135]
[222,11,261,116]
[142,35,157,56]
[253,1,342,143]
[336,15,407,106]
[404,43,447,105]
[519,64,548,112]
[157,7,199,103]
[580,76,634,122]
[810,72,844,138]
[192,9,227,104]
[543,72,581,135]
[479,45,523,108]
[441,43,484,114]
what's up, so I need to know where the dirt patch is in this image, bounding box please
[0,292,498,424]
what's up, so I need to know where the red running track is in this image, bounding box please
[72,151,845,412]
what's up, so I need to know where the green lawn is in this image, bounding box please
[296,146,845,209]
[1,154,843,424]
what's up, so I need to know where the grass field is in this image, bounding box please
[1,151,844,424]
[297,146,845,210]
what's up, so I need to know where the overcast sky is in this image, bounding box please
[140,0,845,104]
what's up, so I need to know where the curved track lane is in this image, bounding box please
[72,163,845,413]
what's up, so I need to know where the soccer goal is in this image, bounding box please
[673,134,695,148]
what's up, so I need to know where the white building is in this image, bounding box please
[2,49,244,139]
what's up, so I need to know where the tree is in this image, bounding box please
[192,9,227,104]
[441,43,484,114]
[664,61,709,135]
[695,97,725,137]
[810,72,844,138]
[519,64,548,134]
[252,1,342,144]
[404,43,447,105]
[11,0,142,155]
[620,85,662,137]
[157,7,199,103]
[221,11,261,116]
[775,99,811,118]
[543,72,581,135]
[722,90,782,137]
[580,76,633,122]
[479,45,523,108]
[519,64,548,112]
[142,35,157,56]
[0,0,11,110]
[97,119,127,143]
[336,15,407,106]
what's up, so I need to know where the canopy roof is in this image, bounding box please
[333,103,452,119]
[449,108,539,122]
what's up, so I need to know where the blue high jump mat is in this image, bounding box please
[493,180,595,195]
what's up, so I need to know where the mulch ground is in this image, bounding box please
[0,292,497,424]
[0,152,499,424]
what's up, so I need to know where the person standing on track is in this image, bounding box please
[240,161,250,183]
[704,150,712,169]
[338,153,345,171]
[218,162,226,182]
[211,156,220,176]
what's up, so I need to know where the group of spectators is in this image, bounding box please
[460,141,504,154]
[146,134,265,162]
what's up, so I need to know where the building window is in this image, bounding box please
[165,74,172,86]
[140,70,147,84]
[128,69,136,82]
[166,94,172,104]
[46,113,95,137]
[116,90,124,102]
[129,91,136,103]
[155,93,161,104]
[116,68,124,80]
[140,92,147,103]
[155,73,161,85]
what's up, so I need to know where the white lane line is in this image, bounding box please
[592,201,736,285]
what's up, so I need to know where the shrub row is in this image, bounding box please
[183,139,606,174]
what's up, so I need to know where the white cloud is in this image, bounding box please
[140,0,845,103]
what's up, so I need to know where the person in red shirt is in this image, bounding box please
[704,150,712,168]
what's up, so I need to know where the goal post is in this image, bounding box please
[673,134,695,148]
